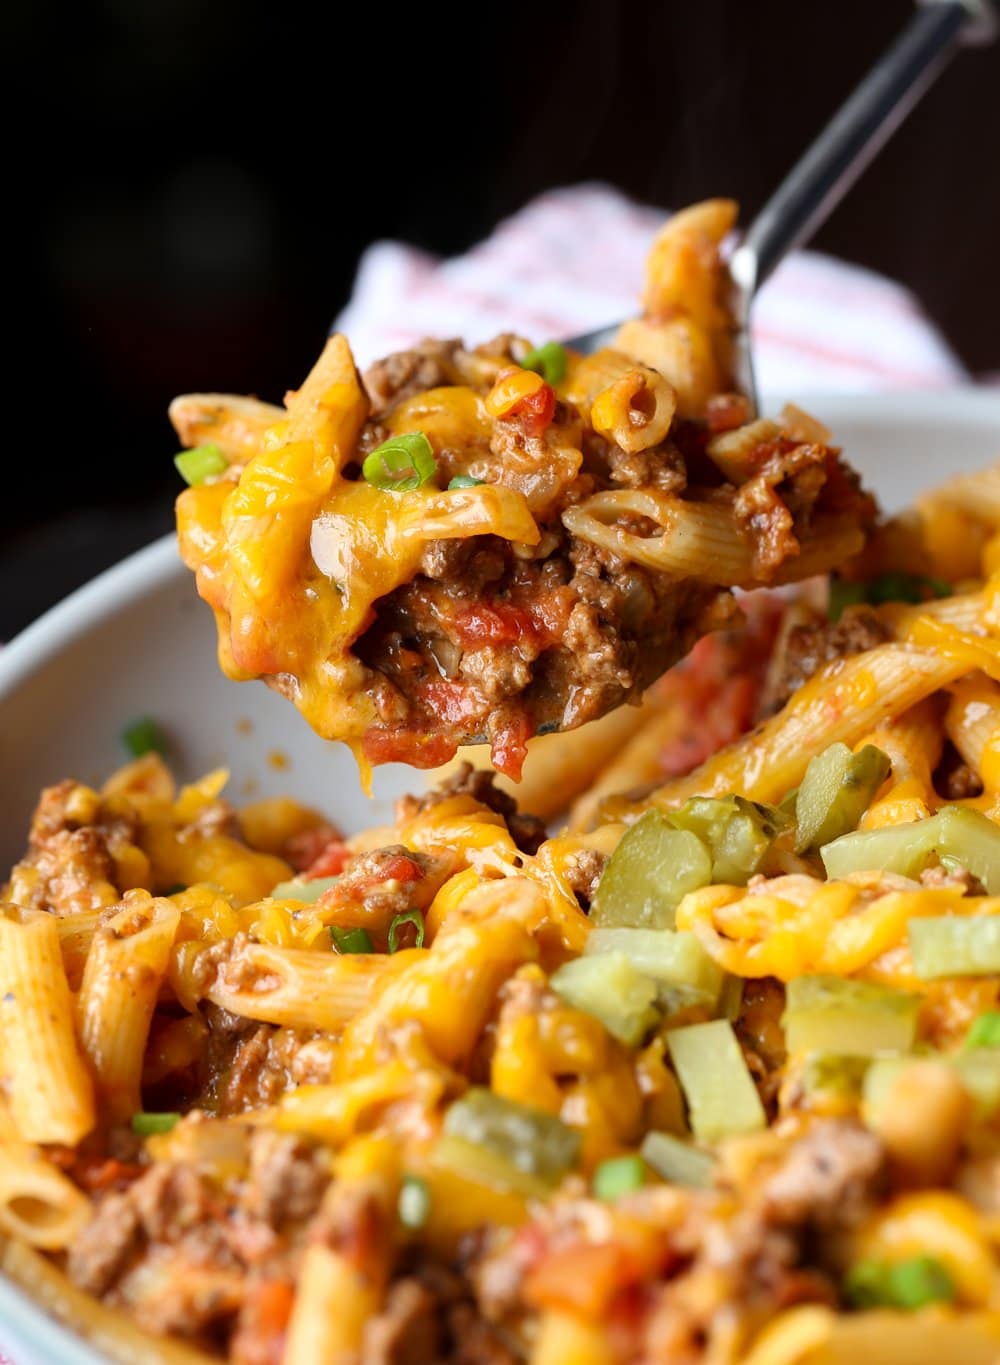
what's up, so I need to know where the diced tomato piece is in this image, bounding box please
[419,678,484,726]
[451,601,538,648]
[524,1242,636,1318]
[526,588,574,640]
[231,1278,295,1365]
[75,1157,147,1193]
[372,852,424,885]
[283,824,346,874]
[512,381,556,437]
[363,727,457,770]
[303,837,352,879]
[257,1278,295,1335]
[490,710,532,781]
[705,392,752,434]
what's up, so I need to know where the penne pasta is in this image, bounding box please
[429,692,666,823]
[619,642,972,819]
[589,366,676,454]
[170,936,415,1029]
[76,894,181,1121]
[0,1106,91,1250]
[945,673,1000,783]
[283,1137,399,1364]
[168,393,286,465]
[562,490,864,587]
[0,909,95,1145]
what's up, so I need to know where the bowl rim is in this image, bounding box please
[0,535,181,703]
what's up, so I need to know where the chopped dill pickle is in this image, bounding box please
[783,975,920,1056]
[956,1050,1000,1116]
[965,1010,1000,1049]
[271,875,340,902]
[955,1050,1000,1116]
[822,805,1000,891]
[666,1019,766,1142]
[794,743,890,853]
[550,952,659,1046]
[908,915,1000,979]
[429,1135,552,1199]
[932,806,1000,893]
[591,810,712,930]
[584,927,724,1009]
[442,1088,580,1184]
[669,795,790,884]
[640,1130,714,1188]
[799,1052,871,1100]
[821,815,942,880]
[718,973,744,1022]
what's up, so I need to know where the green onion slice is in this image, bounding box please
[122,716,167,758]
[362,432,437,492]
[447,474,485,489]
[520,341,568,385]
[388,909,425,953]
[271,875,340,903]
[844,1255,955,1310]
[174,444,228,487]
[131,1111,181,1136]
[828,572,951,621]
[398,1174,431,1228]
[592,1154,646,1200]
[331,925,374,954]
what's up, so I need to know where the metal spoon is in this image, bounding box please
[566,0,996,412]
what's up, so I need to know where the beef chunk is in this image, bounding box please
[364,340,462,416]
[768,607,891,710]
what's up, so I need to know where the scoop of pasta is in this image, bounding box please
[172,200,874,780]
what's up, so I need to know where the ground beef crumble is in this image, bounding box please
[420,762,546,855]
[346,340,870,778]
[766,605,892,711]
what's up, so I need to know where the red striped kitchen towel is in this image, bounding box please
[336,182,966,393]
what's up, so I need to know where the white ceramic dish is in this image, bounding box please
[0,387,998,1363]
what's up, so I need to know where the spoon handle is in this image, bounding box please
[730,0,994,301]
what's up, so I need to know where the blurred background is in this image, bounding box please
[5,0,998,638]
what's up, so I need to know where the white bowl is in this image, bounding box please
[0,387,998,1363]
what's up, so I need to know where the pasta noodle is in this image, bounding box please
[562,490,864,587]
[0,1236,214,1365]
[0,909,94,1145]
[0,1107,91,1250]
[76,894,181,1121]
[605,642,971,820]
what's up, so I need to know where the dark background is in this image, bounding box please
[4,0,998,639]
